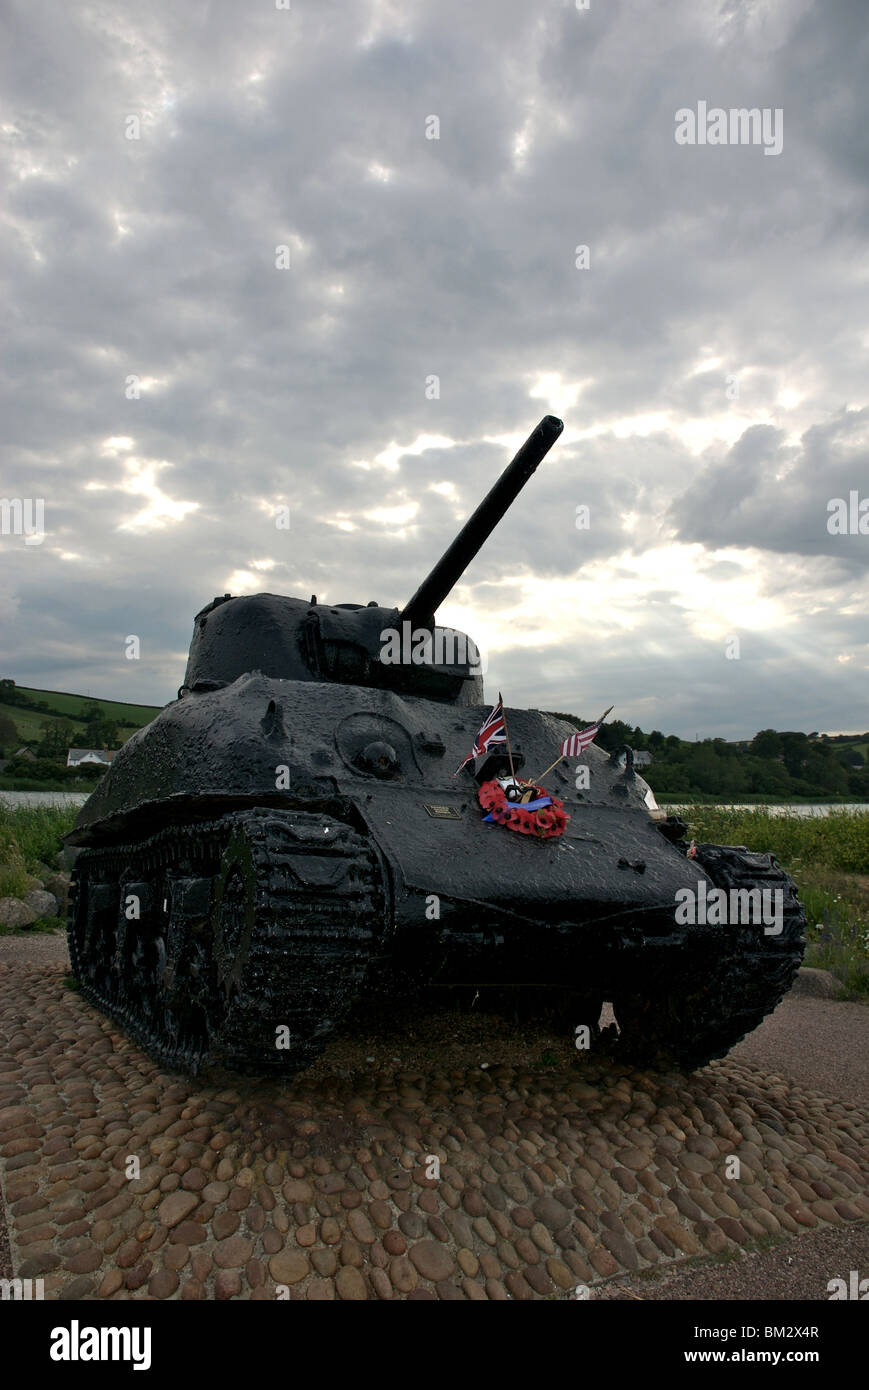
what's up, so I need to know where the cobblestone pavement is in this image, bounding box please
[1,956,867,1301]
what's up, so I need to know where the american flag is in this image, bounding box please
[559,705,613,759]
[454,699,506,775]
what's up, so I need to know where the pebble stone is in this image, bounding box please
[156,1191,198,1228]
[335,1266,368,1300]
[268,1251,309,1285]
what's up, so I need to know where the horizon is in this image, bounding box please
[2,676,866,748]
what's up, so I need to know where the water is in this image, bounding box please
[0,791,91,809]
[665,803,868,817]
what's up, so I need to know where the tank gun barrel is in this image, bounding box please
[400,414,563,626]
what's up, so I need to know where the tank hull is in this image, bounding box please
[66,676,806,1075]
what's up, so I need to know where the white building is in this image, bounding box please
[66,748,115,767]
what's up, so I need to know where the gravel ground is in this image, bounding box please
[595,1222,869,1300]
[1,935,867,1301]
[731,995,869,1109]
[0,930,69,967]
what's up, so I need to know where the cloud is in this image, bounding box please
[1,0,867,740]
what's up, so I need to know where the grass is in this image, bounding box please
[0,804,78,932]
[0,838,30,898]
[0,703,66,743]
[0,802,78,901]
[0,917,65,937]
[0,704,143,747]
[680,805,869,998]
[0,802,79,867]
[10,686,161,724]
[680,805,869,872]
[0,685,160,755]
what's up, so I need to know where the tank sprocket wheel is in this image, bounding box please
[594,842,806,1071]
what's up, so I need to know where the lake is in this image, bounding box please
[664,803,869,817]
[0,791,92,808]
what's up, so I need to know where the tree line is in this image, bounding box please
[551,716,869,800]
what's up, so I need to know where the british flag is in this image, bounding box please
[454,699,506,775]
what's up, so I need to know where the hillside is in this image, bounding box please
[8,685,161,726]
[0,681,162,783]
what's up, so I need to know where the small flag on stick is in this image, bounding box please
[453,699,507,776]
[560,706,614,758]
[533,705,614,783]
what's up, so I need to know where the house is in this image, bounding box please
[67,748,116,767]
[13,746,37,762]
[610,748,652,770]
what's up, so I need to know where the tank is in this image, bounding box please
[66,415,806,1075]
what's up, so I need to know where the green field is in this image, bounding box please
[0,704,58,744]
[0,684,161,752]
[11,686,162,726]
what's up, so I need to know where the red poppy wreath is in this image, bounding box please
[478,779,569,839]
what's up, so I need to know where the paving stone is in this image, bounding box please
[214,1270,242,1299]
[389,1256,417,1293]
[268,1250,310,1285]
[149,1269,180,1298]
[408,1240,455,1282]
[156,1190,198,1228]
[213,1236,253,1268]
[335,1266,368,1300]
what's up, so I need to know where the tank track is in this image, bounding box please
[68,807,387,1076]
[598,842,807,1071]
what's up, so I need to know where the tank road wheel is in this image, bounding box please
[68,858,122,1012]
[202,809,387,1075]
[598,844,806,1071]
[212,830,257,1003]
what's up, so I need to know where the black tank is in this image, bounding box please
[66,417,805,1075]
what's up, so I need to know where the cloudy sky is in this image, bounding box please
[1,0,867,738]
